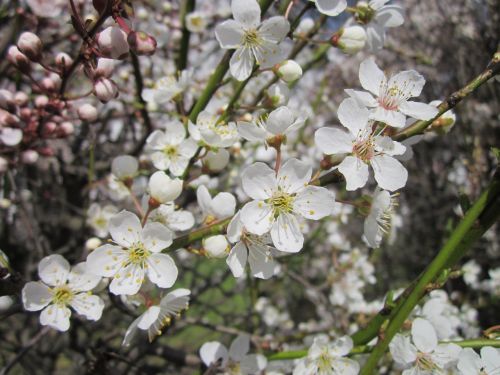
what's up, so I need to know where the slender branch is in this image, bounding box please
[176,0,196,71]
[394,51,500,141]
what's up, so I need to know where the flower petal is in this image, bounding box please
[277,158,312,194]
[241,162,276,200]
[166,210,195,231]
[40,304,71,331]
[240,200,274,235]
[371,154,408,191]
[271,212,303,253]
[259,16,289,43]
[67,262,101,292]
[315,0,347,16]
[240,354,267,373]
[338,156,369,191]
[338,97,371,136]
[315,127,354,155]
[227,242,248,278]
[109,210,143,247]
[399,101,439,121]
[38,254,70,287]
[389,334,417,366]
[482,346,500,373]
[109,263,145,295]
[229,334,250,360]
[86,244,128,277]
[137,306,161,330]
[457,348,482,375]
[411,318,437,353]
[146,253,178,288]
[237,121,267,141]
[345,89,378,107]
[370,106,407,128]
[199,341,229,367]
[359,57,386,96]
[248,241,276,279]
[215,19,244,49]
[230,47,255,81]
[375,5,404,27]
[142,222,173,253]
[389,70,425,98]
[69,293,105,321]
[22,281,52,311]
[211,192,237,219]
[232,0,261,28]
[293,186,335,220]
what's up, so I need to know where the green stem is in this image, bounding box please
[394,51,500,141]
[177,0,196,71]
[359,169,500,374]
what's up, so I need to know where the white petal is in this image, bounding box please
[69,293,104,321]
[197,185,214,215]
[179,137,198,158]
[315,0,347,16]
[137,306,161,330]
[371,155,408,191]
[457,348,481,375]
[370,106,407,128]
[0,128,22,146]
[432,343,462,368]
[364,214,382,248]
[232,0,261,28]
[230,47,255,81]
[227,242,248,278]
[146,130,167,150]
[151,152,171,170]
[411,318,437,353]
[109,264,145,295]
[375,5,404,27]
[227,211,243,243]
[240,200,274,235]
[166,210,195,231]
[277,158,312,194]
[237,121,267,141]
[374,136,406,156]
[22,282,52,311]
[247,241,276,279]
[271,212,303,253]
[211,192,236,219]
[164,120,187,145]
[109,210,142,247]
[159,288,190,315]
[86,244,128,277]
[40,304,71,331]
[331,358,359,375]
[254,42,287,69]
[315,127,354,155]
[330,336,354,357]
[67,262,101,292]
[293,186,335,220]
[338,97,371,136]
[259,16,290,43]
[215,19,245,49]
[122,316,141,347]
[338,156,369,191]
[142,222,173,253]
[229,334,250,361]
[389,70,425,98]
[266,106,296,135]
[146,253,178,288]
[482,346,500,373]
[366,23,385,51]
[399,101,439,121]
[345,89,378,107]
[240,354,267,373]
[38,254,70,287]
[389,334,417,366]
[359,57,386,96]
[169,156,190,177]
[241,162,276,200]
[199,341,229,367]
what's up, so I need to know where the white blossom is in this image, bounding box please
[457,347,500,375]
[189,110,239,148]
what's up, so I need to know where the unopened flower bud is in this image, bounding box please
[94,78,118,103]
[202,235,229,258]
[85,237,102,251]
[275,60,303,83]
[34,95,49,108]
[42,121,57,136]
[14,92,29,106]
[295,18,315,36]
[203,149,230,172]
[429,100,456,134]
[265,82,290,107]
[60,121,75,135]
[55,52,73,69]
[331,26,367,54]
[111,155,138,181]
[21,150,39,164]
[94,58,116,78]
[97,26,129,59]
[127,31,157,56]
[77,103,98,122]
[17,32,43,61]
[0,90,14,112]
[7,46,31,73]
[186,12,208,33]
[148,171,183,203]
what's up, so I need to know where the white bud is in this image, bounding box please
[55,52,73,69]
[111,155,138,181]
[333,26,367,54]
[85,237,102,251]
[7,46,30,72]
[60,121,75,135]
[77,103,98,122]
[0,198,11,209]
[186,12,208,33]
[276,60,303,83]
[21,150,39,164]
[17,32,43,61]
[94,58,116,78]
[295,18,315,35]
[203,235,229,258]
[204,149,230,172]
[97,26,129,59]
[14,92,29,106]
[0,296,13,312]
[94,78,118,103]
[148,171,183,203]
[266,82,290,106]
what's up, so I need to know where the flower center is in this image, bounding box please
[227,360,241,375]
[243,29,261,48]
[317,349,333,372]
[354,4,376,24]
[52,286,74,306]
[163,145,178,157]
[268,191,294,217]
[416,352,440,371]
[352,137,375,163]
[128,243,150,266]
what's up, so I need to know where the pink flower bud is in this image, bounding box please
[20,108,32,120]
[34,95,49,108]
[94,78,118,103]
[14,92,29,106]
[97,26,129,59]
[55,52,73,69]
[41,77,56,92]
[21,150,39,164]
[60,121,75,135]
[42,121,57,135]
[0,90,15,112]
[77,103,98,122]
[94,58,116,78]
[7,46,31,73]
[127,31,157,56]
[17,32,43,61]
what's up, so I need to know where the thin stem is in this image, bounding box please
[177,0,196,71]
